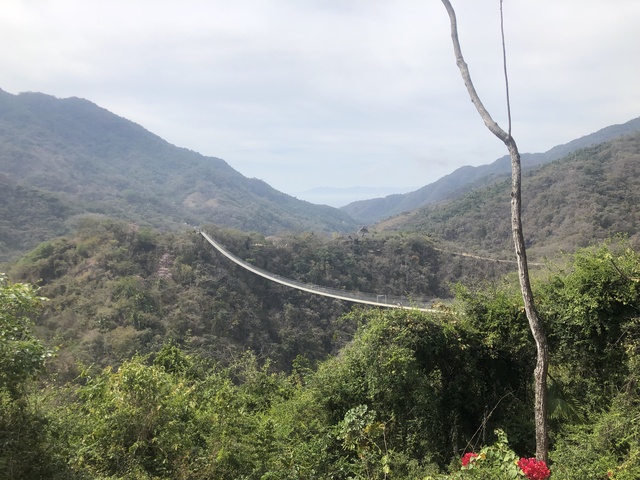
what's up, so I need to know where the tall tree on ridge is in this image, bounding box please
[439,0,549,461]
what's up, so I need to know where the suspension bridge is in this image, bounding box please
[199,230,437,313]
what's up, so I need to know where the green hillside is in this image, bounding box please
[342,116,640,224]
[0,174,78,260]
[378,131,640,260]
[7,219,519,379]
[0,89,356,261]
[4,235,640,478]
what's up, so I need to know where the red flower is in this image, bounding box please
[517,457,551,480]
[461,452,478,467]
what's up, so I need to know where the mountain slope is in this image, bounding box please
[0,89,356,259]
[8,219,516,376]
[342,116,640,224]
[377,131,640,259]
[0,173,78,260]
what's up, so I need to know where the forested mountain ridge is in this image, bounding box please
[342,116,640,224]
[0,88,357,260]
[377,130,640,260]
[7,218,517,378]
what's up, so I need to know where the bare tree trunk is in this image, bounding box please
[439,0,549,461]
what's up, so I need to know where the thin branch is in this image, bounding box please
[439,0,510,144]
[500,0,512,136]
[609,256,640,284]
[464,390,515,453]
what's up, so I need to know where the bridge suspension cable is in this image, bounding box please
[199,230,437,312]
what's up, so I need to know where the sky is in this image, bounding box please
[3,0,640,206]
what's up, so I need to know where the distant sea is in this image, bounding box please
[295,186,418,208]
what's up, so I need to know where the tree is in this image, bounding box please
[439,0,550,461]
[0,274,61,479]
[62,351,262,479]
[0,273,48,396]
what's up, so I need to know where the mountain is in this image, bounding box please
[0,88,357,260]
[0,173,79,260]
[376,130,640,259]
[341,116,640,224]
[9,217,517,376]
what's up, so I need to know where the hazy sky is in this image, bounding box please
[3,0,640,205]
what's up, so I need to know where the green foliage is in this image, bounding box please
[152,343,197,377]
[305,307,534,474]
[468,429,524,479]
[256,377,347,478]
[454,283,534,361]
[337,404,392,479]
[539,241,640,411]
[6,220,640,479]
[0,275,68,479]
[550,324,640,480]
[0,390,72,480]
[0,274,49,395]
[60,353,262,479]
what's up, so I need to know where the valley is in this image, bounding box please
[2,89,640,479]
